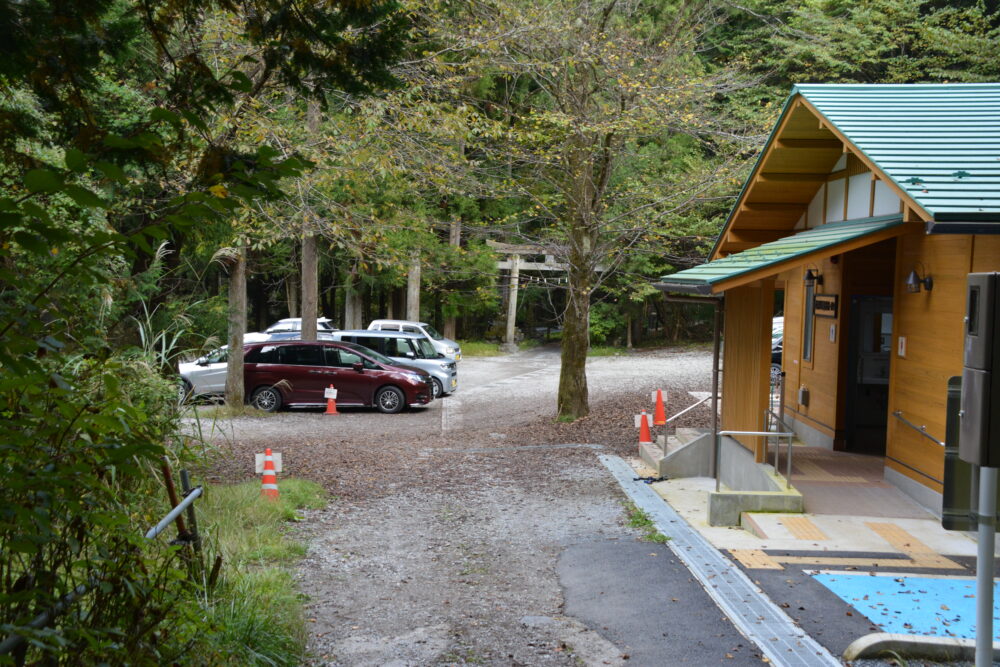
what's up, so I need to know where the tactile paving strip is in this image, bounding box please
[601,455,841,667]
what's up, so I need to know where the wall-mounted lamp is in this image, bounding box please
[905,266,933,293]
[804,268,823,287]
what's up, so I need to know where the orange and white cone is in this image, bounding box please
[261,448,279,499]
[653,389,667,426]
[325,384,339,415]
[638,410,653,445]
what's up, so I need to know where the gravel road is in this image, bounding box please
[200,345,758,666]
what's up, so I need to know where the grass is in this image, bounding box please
[189,478,326,664]
[623,500,671,543]
[194,404,278,419]
[459,338,542,356]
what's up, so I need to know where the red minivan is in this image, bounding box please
[243,341,433,413]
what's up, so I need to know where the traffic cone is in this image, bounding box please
[638,410,653,445]
[325,384,338,415]
[653,389,666,426]
[261,448,279,500]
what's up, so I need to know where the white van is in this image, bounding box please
[332,330,458,397]
[367,319,461,361]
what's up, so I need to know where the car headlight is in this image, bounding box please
[446,346,457,354]
[403,372,423,384]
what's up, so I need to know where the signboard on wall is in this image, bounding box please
[814,294,839,318]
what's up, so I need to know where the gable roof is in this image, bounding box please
[656,215,905,295]
[795,83,1000,227]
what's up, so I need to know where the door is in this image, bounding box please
[277,344,331,403]
[325,346,377,405]
[845,296,893,455]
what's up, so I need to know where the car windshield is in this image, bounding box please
[422,324,443,340]
[415,338,438,357]
[338,341,396,366]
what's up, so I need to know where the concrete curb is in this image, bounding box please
[843,632,999,662]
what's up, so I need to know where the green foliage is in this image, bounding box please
[589,302,627,345]
[624,501,671,543]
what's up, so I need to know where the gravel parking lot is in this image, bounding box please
[200,345,740,665]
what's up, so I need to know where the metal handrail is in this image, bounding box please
[145,486,203,539]
[719,428,795,489]
[892,410,945,447]
[664,394,716,425]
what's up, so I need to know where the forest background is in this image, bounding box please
[1,0,998,663]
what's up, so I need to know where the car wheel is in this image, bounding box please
[178,379,193,404]
[431,378,443,399]
[375,386,405,414]
[770,364,782,387]
[251,386,282,413]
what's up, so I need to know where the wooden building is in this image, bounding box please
[657,84,1000,512]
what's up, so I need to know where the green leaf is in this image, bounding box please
[13,231,49,255]
[104,134,136,149]
[63,185,107,209]
[64,149,88,172]
[228,71,253,93]
[150,107,182,128]
[24,169,62,193]
[95,161,127,183]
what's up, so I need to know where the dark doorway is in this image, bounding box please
[845,296,893,455]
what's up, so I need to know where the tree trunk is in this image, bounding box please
[444,218,461,339]
[406,250,421,321]
[344,273,364,329]
[285,275,299,318]
[301,234,318,340]
[225,246,246,408]
[557,273,590,420]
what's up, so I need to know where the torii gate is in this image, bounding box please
[487,240,568,351]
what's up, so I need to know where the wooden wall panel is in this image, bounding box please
[973,235,1000,273]
[886,230,973,492]
[722,282,774,461]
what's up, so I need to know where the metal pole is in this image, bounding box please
[786,435,793,489]
[712,299,723,493]
[778,372,786,429]
[976,466,996,667]
[145,487,203,540]
[180,470,202,554]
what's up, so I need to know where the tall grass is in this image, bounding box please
[190,478,326,664]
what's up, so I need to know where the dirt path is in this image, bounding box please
[201,347,737,665]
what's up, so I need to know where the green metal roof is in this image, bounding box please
[795,83,1000,227]
[657,215,904,295]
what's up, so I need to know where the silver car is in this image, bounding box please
[366,319,461,361]
[331,330,458,398]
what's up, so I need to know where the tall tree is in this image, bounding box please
[415,0,750,419]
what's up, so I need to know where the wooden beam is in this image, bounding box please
[775,138,843,150]
[740,202,808,213]
[725,229,788,244]
[757,173,829,183]
[487,240,549,255]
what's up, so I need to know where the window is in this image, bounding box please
[278,345,324,366]
[803,285,815,363]
[380,323,400,331]
[331,348,364,368]
[389,338,414,356]
[253,345,279,363]
[353,337,385,354]
[204,348,228,364]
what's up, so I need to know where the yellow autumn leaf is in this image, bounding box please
[209,184,228,198]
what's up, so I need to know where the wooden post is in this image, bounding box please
[225,245,246,407]
[406,250,421,321]
[503,254,520,352]
[444,219,461,339]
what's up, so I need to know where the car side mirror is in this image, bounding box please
[405,351,415,358]
[352,362,364,372]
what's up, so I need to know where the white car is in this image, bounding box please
[367,319,461,361]
[265,317,336,333]
[178,332,270,399]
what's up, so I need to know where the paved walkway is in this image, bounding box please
[624,445,1000,661]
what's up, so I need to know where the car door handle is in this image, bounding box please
[308,369,335,375]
